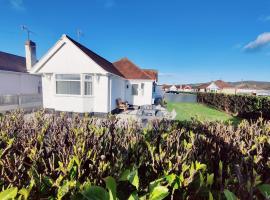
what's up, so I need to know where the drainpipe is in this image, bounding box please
[107,75,112,113]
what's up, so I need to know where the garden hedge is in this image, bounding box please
[0,110,270,199]
[197,92,270,120]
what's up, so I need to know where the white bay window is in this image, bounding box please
[56,74,81,95]
[55,74,94,96]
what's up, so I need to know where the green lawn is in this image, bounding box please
[167,102,238,123]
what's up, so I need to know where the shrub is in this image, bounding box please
[0,110,269,199]
[197,92,270,120]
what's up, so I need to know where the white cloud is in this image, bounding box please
[243,32,270,52]
[158,73,175,77]
[259,15,270,22]
[9,0,25,10]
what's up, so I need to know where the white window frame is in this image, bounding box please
[54,74,94,97]
[141,83,145,96]
[83,74,94,96]
[55,74,81,96]
[132,84,139,96]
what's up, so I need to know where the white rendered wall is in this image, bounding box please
[125,80,153,106]
[0,70,41,95]
[42,74,109,113]
[110,75,126,110]
[41,75,54,109]
[93,75,109,113]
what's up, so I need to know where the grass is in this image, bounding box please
[167,102,239,123]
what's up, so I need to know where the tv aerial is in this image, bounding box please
[21,25,34,40]
[77,29,84,41]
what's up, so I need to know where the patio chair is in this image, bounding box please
[116,98,128,111]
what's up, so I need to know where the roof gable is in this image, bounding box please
[198,80,234,89]
[65,36,123,77]
[207,82,220,90]
[214,80,234,89]
[113,58,153,80]
[0,51,26,73]
[32,35,123,77]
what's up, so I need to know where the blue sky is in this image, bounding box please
[0,0,270,84]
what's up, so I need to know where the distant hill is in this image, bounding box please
[228,81,270,90]
[186,81,270,90]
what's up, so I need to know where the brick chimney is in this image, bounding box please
[25,40,37,71]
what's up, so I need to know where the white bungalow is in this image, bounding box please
[31,34,157,113]
[197,80,235,94]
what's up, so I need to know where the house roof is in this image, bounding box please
[113,58,153,80]
[32,35,157,80]
[65,35,124,77]
[0,51,26,73]
[197,83,211,89]
[198,80,234,89]
[142,69,158,81]
[214,80,234,89]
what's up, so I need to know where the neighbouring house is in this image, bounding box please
[31,34,157,113]
[197,80,236,94]
[162,84,171,92]
[0,46,42,112]
[113,58,157,106]
[169,85,177,92]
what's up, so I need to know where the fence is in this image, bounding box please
[164,92,197,103]
[0,94,42,113]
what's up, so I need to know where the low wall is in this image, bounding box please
[0,94,42,113]
[164,93,197,103]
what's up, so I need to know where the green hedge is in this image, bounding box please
[0,110,270,199]
[197,92,270,120]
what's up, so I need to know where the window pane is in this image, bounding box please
[56,81,81,95]
[84,82,93,95]
[132,84,138,95]
[85,75,92,81]
[56,74,80,80]
[141,83,144,95]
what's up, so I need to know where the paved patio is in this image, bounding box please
[116,105,176,125]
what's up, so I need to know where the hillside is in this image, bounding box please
[186,81,270,90]
[228,81,270,90]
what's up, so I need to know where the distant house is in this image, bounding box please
[162,84,171,92]
[197,80,235,94]
[169,85,177,92]
[31,34,157,113]
[176,84,193,92]
[161,84,193,93]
